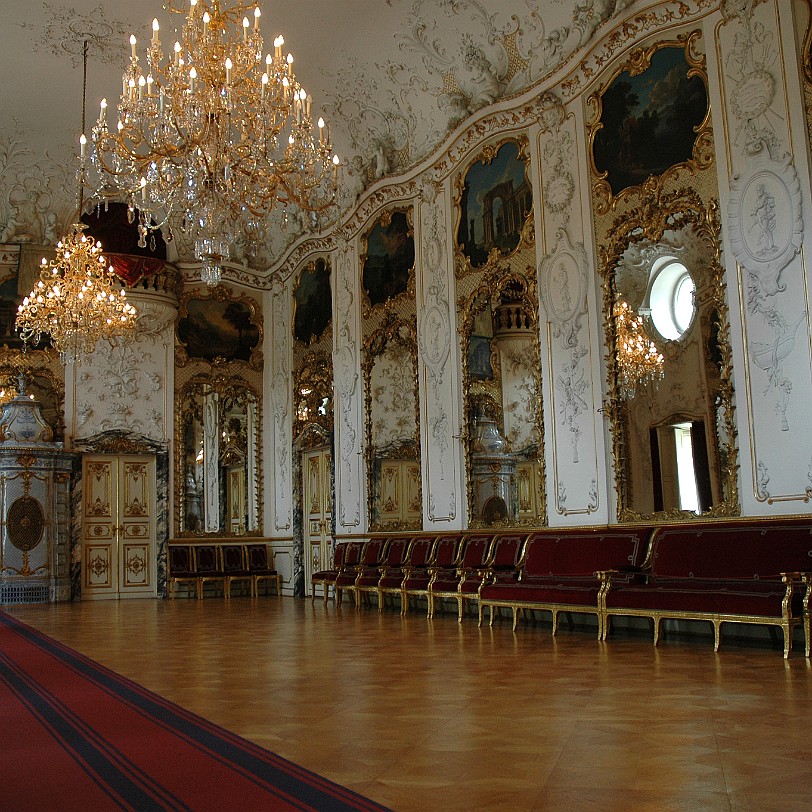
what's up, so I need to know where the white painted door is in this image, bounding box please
[82,455,157,599]
[303,447,332,596]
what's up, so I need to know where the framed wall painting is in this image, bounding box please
[293,258,332,346]
[176,287,262,366]
[361,209,415,309]
[455,138,533,273]
[590,35,710,204]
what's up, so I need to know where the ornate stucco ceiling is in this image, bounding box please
[0,0,624,268]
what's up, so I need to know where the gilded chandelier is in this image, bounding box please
[91,0,340,287]
[613,299,664,399]
[15,225,138,365]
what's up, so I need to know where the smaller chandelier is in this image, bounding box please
[15,224,138,365]
[613,299,664,399]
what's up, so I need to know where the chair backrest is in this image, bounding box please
[195,545,220,575]
[169,545,194,576]
[246,544,270,572]
[384,537,411,567]
[332,543,348,570]
[406,537,434,568]
[360,539,387,566]
[342,541,364,567]
[431,535,460,568]
[521,530,648,578]
[221,544,245,573]
[460,534,493,569]
[489,534,526,570]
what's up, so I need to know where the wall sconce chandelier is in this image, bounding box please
[613,299,664,399]
[91,0,341,287]
[15,42,138,366]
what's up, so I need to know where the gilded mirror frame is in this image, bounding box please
[453,135,534,279]
[362,311,421,531]
[293,350,334,440]
[587,32,713,216]
[174,369,263,537]
[459,263,547,527]
[599,187,739,522]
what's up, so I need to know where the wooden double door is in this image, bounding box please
[81,454,157,599]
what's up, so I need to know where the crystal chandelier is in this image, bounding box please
[613,299,664,399]
[15,41,139,366]
[15,225,139,365]
[91,0,341,287]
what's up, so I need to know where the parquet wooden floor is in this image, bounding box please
[6,597,812,811]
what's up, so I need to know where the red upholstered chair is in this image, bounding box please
[194,545,224,599]
[246,544,282,597]
[474,534,526,620]
[333,541,364,605]
[372,538,412,612]
[356,536,410,611]
[168,545,197,598]
[398,537,438,615]
[429,534,493,620]
[344,539,388,607]
[221,544,252,598]
[311,543,348,605]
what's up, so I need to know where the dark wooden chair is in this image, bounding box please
[368,537,411,612]
[246,544,282,597]
[195,545,225,599]
[221,544,252,598]
[168,545,197,598]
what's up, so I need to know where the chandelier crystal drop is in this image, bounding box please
[613,299,665,399]
[91,0,341,286]
[15,224,139,365]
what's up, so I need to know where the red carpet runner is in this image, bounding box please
[0,611,390,811]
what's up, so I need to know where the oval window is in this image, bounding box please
[648,259,695,340]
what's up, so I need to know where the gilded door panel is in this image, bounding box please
[405,463,422,521]
[122,461,150,518]
[379,462,402,523]
[122,543,150,588]
[84,543,114,591]
[85,461,114,518]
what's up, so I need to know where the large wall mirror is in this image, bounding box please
[602,196,738,520]
[363,313,421,530]
[175,372,261,536]
[461,269,545,526]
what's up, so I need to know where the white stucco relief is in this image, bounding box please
[417,180,456,522]
[539,228,589,464]
[271,283,292,530]
[73,300,172,441]
[724,4,805,435]
[334,245,362,527]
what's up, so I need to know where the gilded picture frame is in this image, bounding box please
[453,136,534,278]
[359,208,416,313]
[176,287,263,369]
[588,32,712,215]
